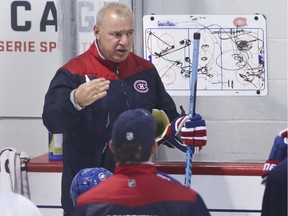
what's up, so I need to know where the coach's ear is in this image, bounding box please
[108,140,115,154]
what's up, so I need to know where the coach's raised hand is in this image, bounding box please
[75,78,110,108]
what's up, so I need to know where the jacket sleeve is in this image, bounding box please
[42,69,83,133]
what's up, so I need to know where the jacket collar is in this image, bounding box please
[115,163,157,176]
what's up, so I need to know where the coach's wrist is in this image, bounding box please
[70,89,85,111]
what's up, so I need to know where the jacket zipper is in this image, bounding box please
[115,64,130,109]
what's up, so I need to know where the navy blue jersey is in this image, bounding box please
[261,158,287,216]
[73,164,210,216]
[42,42,179,213]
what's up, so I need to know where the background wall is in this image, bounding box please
[142,0,288,162]
[0,0,287,164]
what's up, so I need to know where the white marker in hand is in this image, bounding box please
[85,75,90,83]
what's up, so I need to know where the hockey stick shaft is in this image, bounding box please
[184,32,201,187]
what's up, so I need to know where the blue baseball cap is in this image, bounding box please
[112,109,157,153]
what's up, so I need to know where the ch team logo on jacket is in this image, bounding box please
[133,80,149,93]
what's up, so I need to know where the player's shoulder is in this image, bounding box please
[157,172,181,183]
[0,190,42,216]
[60,53,90,74]
[128,52,155,68]
[269,158,287,180]
[156,175,199,198]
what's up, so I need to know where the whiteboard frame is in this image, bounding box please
[143,14,267,96]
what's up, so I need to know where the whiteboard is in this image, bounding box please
[143,14,267,96]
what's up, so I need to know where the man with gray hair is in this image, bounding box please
[43,2,207,215]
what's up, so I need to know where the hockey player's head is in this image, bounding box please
[70,167,113,206]
[110,109,157,164]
